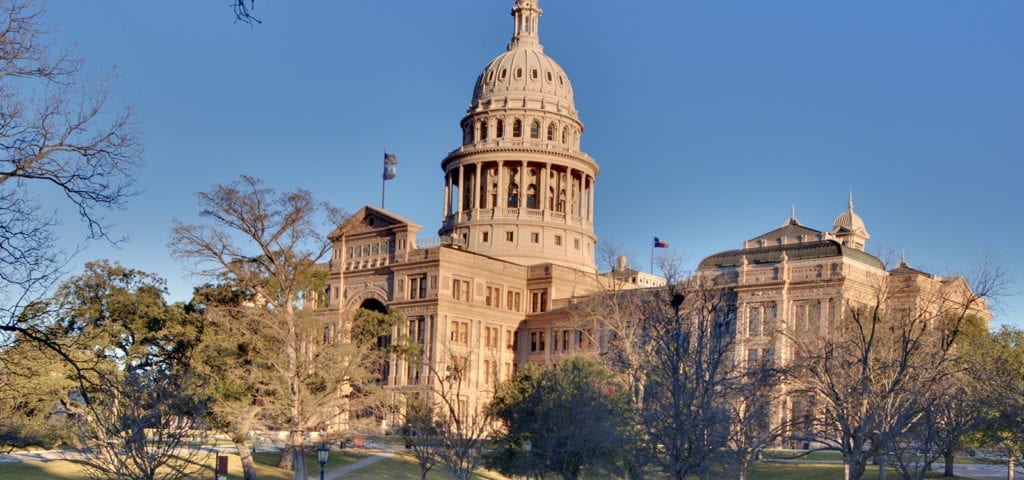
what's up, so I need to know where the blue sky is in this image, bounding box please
[43,1,1021,327]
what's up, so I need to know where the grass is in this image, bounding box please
[0,448,989,480]
[338,451,512,480]
[0,447,372,480]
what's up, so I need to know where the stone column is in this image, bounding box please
[588,176,596,222]
[497,160,505,212]
[444,171,452,217]
[457,165,465,214]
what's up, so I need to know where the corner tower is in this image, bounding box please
[439,0,599,273]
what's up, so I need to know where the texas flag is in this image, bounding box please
[654,237,669,248]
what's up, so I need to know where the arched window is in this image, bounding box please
[526,185,538,209]
[479,121,488,141]
[530,121,540,139]
[562,127,569,144]
[507,182,519,208]
[496,119,504,138]
[463,126,472,145]
[513,119,523,138]
[547,123,555,141]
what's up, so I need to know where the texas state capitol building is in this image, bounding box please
[319,0,657,424]
[316,0,991,434]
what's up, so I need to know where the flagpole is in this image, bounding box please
[650,236,655,275]
[381,149,386,208]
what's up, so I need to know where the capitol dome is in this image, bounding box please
[465,0,580,122]
[439,0,600,273]
[471,48,576,114]
[832,192,870,250]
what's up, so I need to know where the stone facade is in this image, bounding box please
[315,0,992,438]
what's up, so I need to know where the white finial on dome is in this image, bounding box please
[509,0,543,51]
[783,204,801,226]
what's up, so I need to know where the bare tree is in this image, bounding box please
[0,0,141,341]
[789,262,998,480]
[233,0,259,25]
[398,343,494,480]
[170,175,360,479]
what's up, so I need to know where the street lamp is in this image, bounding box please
[316,443,330,480]
[524,440,532,479]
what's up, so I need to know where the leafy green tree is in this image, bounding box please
[5,260,205,480]
[490,356,634,480]
[980,325,1024,479]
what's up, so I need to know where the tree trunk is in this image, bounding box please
[944,450,955,478]
[1008,454,1015,480]
[877,454,887,480]
[292,448,308,480]
[234,439,258,480]
[278,444,294,469]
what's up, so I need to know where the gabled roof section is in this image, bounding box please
[328,205,422,241]
[699,239,885,270]
[889,260,935,278]
[746,220,825,247]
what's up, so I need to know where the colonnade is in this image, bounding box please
[442,159,594,223]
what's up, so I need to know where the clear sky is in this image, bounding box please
[42,1,1022,327]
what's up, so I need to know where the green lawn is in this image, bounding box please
[0,448,372,480]
[0,450,983,480]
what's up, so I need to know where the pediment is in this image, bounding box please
[328,205,421,241]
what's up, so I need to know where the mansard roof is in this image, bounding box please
[698,239,885,270]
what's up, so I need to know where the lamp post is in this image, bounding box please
[524,440,532,479]
[316,443,330,480]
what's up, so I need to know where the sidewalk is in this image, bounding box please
[323,452,395,479]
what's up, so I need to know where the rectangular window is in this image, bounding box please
[562,330,569,351]
[530,332,538,351]
[574,238,581,250]
[409,274,427,300]
[483,326,500,349]
[539,331,546,351]
[482,231,490,243]
[485,285,501,307]
[530,232,539,243]
[506,231,514,242]
[450,321,469,344]
[554,235,562,246]
[506,329,515,351]
[452,278,471,302]
[530,289,548,313]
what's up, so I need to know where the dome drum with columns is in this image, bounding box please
[440,0,599,273]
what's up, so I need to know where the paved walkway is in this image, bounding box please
[323,450,398,479]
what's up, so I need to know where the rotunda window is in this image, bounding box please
[562,127,569,144]
[516,68,523,79]
[526,185,538,209]
[501,69,507,80]
[547,71,553,82]
[487,70,494,82]
[532,69,538,80]
[479,121,488,141]
[496,119,504,138]
[558,75,564,85]
[513,119,522,137]
[530,121,540,139]
[547,123,555,141]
